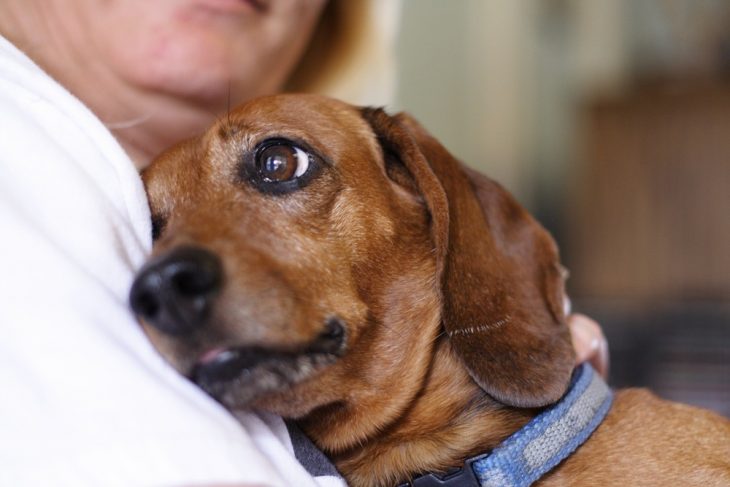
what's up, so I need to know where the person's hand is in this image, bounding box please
[568,313,609,379]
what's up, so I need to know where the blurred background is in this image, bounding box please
[392,0,729,416]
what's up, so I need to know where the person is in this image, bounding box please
[0,1,608,485]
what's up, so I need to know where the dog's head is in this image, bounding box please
[131,94,573,426]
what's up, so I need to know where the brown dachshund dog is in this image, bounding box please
[130,94,730,486]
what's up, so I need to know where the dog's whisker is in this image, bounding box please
[433,328,448,341]
[378,320,407,341]
[445,317,511,338]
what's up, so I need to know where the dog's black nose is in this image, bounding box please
[129,246,222,335]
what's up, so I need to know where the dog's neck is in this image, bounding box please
[302,339,536,487]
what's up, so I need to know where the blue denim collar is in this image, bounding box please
[400,363,613,487]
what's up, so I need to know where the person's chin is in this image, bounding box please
[117,33,242,104]
[104,7,289,109]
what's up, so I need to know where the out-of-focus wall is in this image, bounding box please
[394,0,629,207]
[393,0,730,416]
[394,0,538,204]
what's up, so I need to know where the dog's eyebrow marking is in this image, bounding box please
[217,118,246,140]
[447,316,511,337]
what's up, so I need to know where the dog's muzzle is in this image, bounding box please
[130,248,348,406]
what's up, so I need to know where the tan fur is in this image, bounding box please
[540,390,730,486]
[139,94,730,486]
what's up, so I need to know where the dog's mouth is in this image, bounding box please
[189,318,346,407]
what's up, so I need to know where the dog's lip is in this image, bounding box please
[190,344,296,384]
[189,319,347,406]
[189,343,340,406]
[197,347,232,366]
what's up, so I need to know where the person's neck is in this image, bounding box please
[302,340,535,487]
[100,94,218,170]
[0,3,218,170]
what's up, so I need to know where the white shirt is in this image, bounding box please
[0,35,342,487]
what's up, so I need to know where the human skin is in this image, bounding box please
[570,313,609,377]
[0,0,328,168]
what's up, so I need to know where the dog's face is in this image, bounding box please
[132,95,442,417]
[131,94,574,429]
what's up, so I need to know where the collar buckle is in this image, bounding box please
[398,454,485,486]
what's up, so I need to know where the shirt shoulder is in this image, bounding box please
[0,35,329,487]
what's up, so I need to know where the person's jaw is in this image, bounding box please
[0,1,242,169]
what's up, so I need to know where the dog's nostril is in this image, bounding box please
[133,290,160,320]
[170,266,219,297]
[165,248,222,299]
[129,269,164,321]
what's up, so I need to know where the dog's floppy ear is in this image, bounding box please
[361,108,574,408]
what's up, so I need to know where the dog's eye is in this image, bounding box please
[243,139,322,194]
[256,143,310,183]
